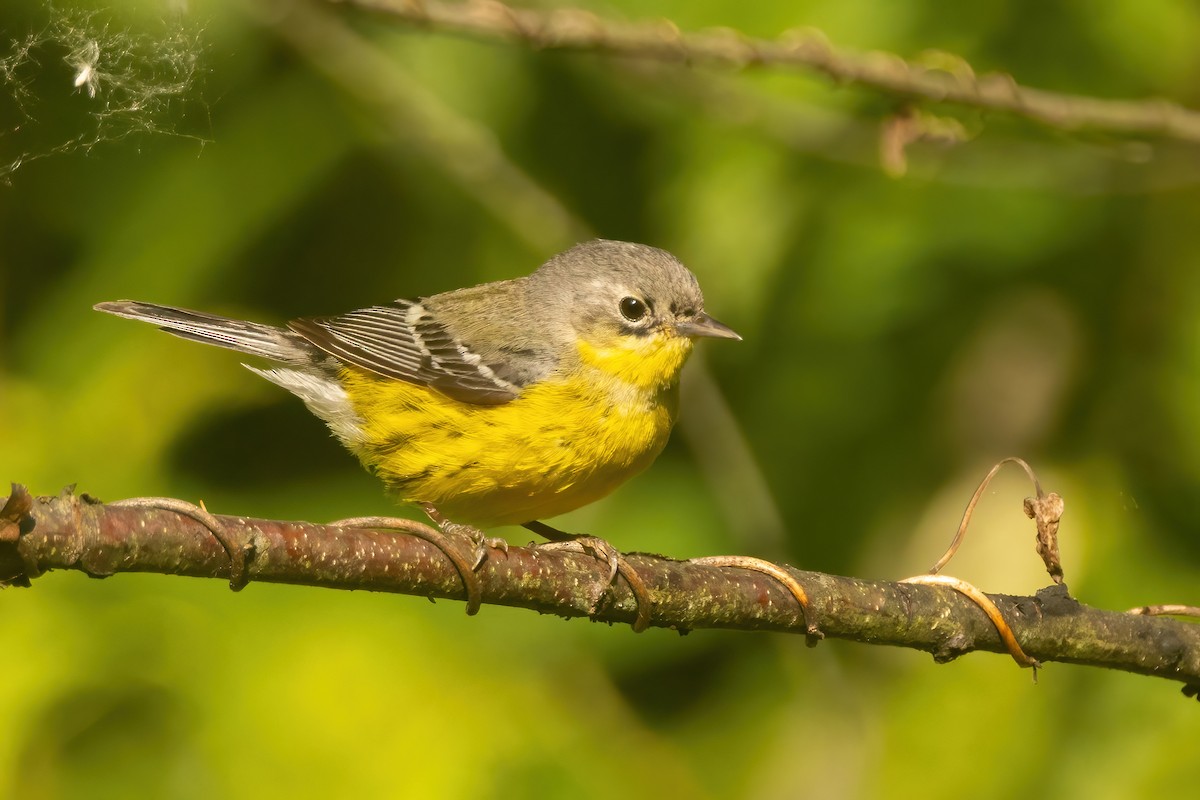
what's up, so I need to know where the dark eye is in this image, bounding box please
[619,296,648,322]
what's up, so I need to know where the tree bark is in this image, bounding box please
[4,485,1197,696]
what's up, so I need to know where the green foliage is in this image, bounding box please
[2,0,1198,797]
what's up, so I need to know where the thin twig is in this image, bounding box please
[325,0,1200,144]
[1130,605,1200,619]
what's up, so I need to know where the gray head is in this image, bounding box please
[528,239,740,343]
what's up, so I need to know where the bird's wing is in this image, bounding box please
[287,300,522,406]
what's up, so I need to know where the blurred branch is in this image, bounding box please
[248,1,785,562]
[5,485,1199,695]
[249,0,590,253]
[322,0,1200,145]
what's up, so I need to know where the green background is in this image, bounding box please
[2,0,1198,797]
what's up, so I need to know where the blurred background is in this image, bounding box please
[2,0,1198,797]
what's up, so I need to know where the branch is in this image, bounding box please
[247,0,589,254]
[321,0,1200,145]
[4,485,1198,695]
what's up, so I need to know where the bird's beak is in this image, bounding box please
[675,312,742,341]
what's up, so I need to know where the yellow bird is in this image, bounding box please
[96,239,740,622]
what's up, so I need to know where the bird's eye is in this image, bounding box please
[619,296,648,322]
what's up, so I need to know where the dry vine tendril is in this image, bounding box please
[902,458,1066,674]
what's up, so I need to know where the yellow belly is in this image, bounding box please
[340,367,680,527]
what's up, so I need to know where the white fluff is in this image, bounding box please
[243,365,364,446]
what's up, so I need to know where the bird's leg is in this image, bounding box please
[110,497,252,591]
[524,521,652,633]
[418,503,509,569]
[330,511,492,616]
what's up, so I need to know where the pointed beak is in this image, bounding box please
[675,312,742,341]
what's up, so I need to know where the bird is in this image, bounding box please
[95,239,741,627]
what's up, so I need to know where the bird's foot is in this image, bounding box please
[418,503,509,569]
[525,521,652,633]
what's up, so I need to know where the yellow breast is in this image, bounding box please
[340,333,692,527]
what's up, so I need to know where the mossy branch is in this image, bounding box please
[3,484,1198,696]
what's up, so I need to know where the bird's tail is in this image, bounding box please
[94,300,316,365]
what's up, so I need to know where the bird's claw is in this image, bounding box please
[537,537,619,583]
[470,531,510,570]
[427,516,509,570]
[525,522,651,632]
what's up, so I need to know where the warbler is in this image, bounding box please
[95,239,739,604]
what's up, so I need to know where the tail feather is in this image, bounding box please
[94,300,315,365]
